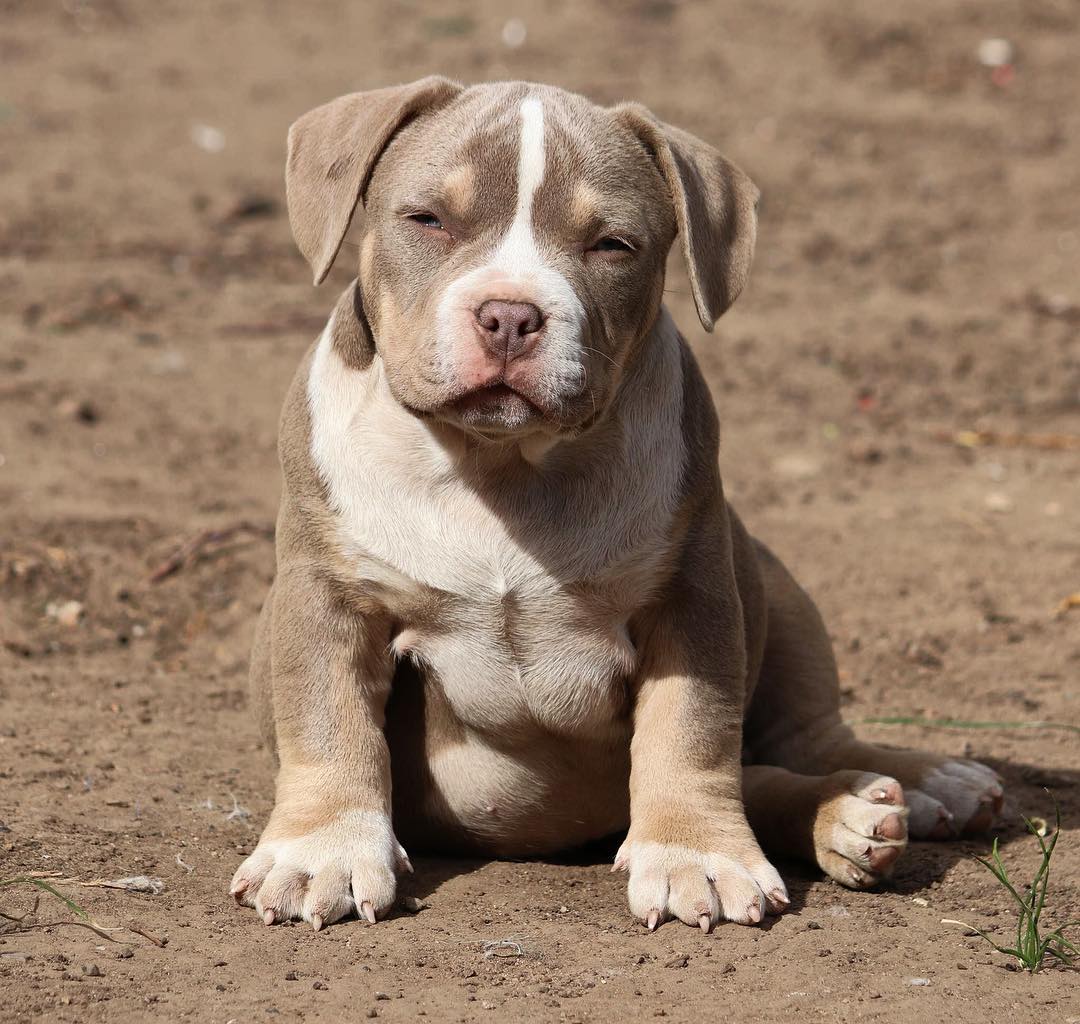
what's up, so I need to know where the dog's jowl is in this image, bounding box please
[230,79,1004,933]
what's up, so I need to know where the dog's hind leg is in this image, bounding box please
[743,539,1003,841]
[742,764,908,888]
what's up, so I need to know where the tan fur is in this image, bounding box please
[441,164,476,218]
[233,79,1005,933]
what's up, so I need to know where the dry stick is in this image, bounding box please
[861,715,1080,735]
[0,895,40,923]
[147,520,274,583]
[127,922,167,948]
[934,428,1080,452]
[5,919,122,942]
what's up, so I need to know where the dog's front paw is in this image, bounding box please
[230,808,411,930]
[614,836,788,933]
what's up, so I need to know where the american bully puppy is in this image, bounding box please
[231,78,1004,933]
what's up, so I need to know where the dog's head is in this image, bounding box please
[287,78,758,438]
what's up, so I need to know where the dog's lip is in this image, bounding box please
[450,381,542,414]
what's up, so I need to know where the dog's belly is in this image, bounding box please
[390,719,633,855]
[385,591,638,854]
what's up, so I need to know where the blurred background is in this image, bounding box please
[1,1,1078,1019]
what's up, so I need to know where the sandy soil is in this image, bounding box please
[2,1,1079,1021]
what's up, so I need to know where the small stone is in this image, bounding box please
[984,491,1013,514]
[663,954,689,969]
[191,123,226,153]
[907,977,931,986]
[47,600,84,628]
[374,992,390,1001]
[977,38,1014,68]
[82,964,103,977]
[806,921,822,930]
[366,1011,378,1019]
[720,962,736,975]
[400,895,428,913]
[284,971,298,981]
[312,981,327,990]
[911,897,929,907]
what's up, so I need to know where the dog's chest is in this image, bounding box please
[351,470,662,737]
[307,328,684,737]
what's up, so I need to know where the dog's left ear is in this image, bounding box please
[286,76,462,285]
[614,104,759,332]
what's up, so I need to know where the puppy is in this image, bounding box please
[231,78,1003,933]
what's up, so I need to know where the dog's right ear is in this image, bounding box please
[286,77,462,284]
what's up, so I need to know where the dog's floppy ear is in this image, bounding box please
[286,76,462,284]
[614,104,759,331]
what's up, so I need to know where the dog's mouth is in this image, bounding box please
[449,382,544,430]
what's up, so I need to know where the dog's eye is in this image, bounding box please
[408,212,444,230]
[589,236,635,254]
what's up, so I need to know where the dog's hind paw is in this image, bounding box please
[811,771,909,889]
[905,760,1004,838]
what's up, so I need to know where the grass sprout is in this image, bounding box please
[943,800,1078,973]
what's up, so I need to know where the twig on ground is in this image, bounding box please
[147,520,274,583]
[860,716,1080,735]
[934,428,1080,452]
[127,921,167,948]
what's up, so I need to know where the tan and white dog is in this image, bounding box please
[231,78,1004,934]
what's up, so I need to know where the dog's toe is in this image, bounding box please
[814,772,909,889]
[906,760,1003,838]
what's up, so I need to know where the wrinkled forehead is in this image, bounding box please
[376,83,669,234]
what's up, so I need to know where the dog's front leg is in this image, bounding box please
[231,567,406,930]
[618,562,788,932]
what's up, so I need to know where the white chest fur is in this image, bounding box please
[306,311,686,736]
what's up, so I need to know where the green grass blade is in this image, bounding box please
[0,877,89,920]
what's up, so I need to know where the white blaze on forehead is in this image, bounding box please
[495,96,547,273]
[434,92,587,396]
[516,98,546,217]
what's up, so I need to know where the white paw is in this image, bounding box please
[230,809,411,930]
[906,760,1004,839]
[815,772,908,889]
[613,839,788,932]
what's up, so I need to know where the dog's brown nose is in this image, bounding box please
[474,300,544,362]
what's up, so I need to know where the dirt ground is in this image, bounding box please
[2,0,1079,1021]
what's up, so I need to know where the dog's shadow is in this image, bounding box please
[396,755,1079,918]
